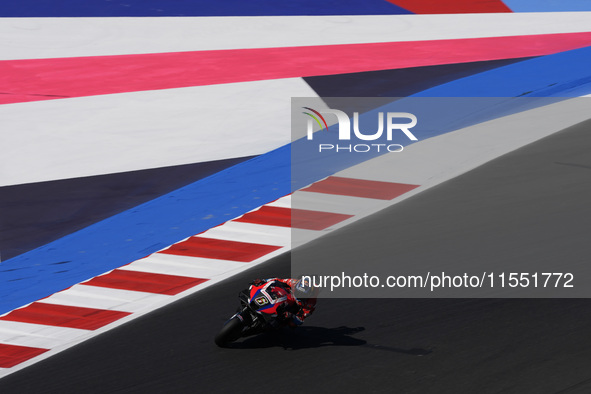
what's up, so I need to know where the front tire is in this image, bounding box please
[215,317,246,347]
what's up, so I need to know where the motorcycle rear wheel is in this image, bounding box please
[215,317,246,347]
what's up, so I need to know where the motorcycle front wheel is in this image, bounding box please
[215,316,246,347]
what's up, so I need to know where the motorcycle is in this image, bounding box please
[215,280,300,347]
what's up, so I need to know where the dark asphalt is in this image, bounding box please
[1,120,591,393]
[293,114,591,298]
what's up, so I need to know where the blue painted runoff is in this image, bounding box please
[412,45,591,98]
[503,0,591,12]
[0,0,410,17]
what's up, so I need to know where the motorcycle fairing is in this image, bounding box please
[248,281,290,315]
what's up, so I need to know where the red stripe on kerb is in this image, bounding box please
[302,177,419,200]
[2,32,591,104]
[159,237,282,262]
[82,269,208,295]
[292,208,353,230]
[0,303,131,330]
[388,0,512,14]
[234,205,352,230]
[0,343,49,368]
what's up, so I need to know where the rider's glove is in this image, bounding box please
[291,314,304,326]
[252,279,265,286]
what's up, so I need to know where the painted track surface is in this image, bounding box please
[0,156,254,261]
[1,109,590,392]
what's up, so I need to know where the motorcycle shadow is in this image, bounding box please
[229,326,432,355]
[230,326,366,350]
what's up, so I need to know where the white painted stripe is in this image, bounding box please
[1,14,591,60]
[200,221,292,246]
[40,284,171,313]
[121,259,216,278]
[137,253,246,274]
[1,78,319,187]
[0,321,88,349]
[291,190,386,215]
[266,195,292,209]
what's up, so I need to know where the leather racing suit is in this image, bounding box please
[251,277,317,326]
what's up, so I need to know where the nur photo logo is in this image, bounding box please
[302,107,418,153]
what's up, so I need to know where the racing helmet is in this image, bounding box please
[293,277,315,299]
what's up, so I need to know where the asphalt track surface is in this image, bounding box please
[2,119,591,393]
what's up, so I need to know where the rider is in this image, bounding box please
[250,277,317,327]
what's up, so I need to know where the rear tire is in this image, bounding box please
[215,317,246,347]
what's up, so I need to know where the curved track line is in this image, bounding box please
[3,32,591,105]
